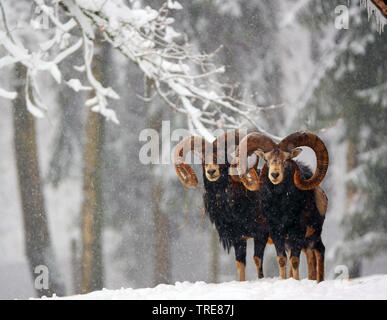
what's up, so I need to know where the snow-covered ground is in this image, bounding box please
[46,274,387,300]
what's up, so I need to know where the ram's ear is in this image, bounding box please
[254,149,266,160]
[290,148,302,159]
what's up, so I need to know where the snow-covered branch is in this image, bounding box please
[361,0,387,33]
[0,0,83,115]
[0,0,282,140]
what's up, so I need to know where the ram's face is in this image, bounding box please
[204,163,221,181]
[256,148,302,185]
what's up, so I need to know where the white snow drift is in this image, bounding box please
[45,274,387,300]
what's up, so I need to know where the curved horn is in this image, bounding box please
[231,157,267,191]
[279,131,329,190]
[229,157,262,191]
[212,129,259,187]
[213,129,247,164]
[174,136,209,188]
[230,133,275,190]
[235,133,276,175]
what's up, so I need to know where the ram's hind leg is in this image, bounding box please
[234,238,247,281]
[304,248,317,280]
[314,239,325,283]
[253,235,268,279]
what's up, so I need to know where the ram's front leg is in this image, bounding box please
[287,248,293,278]
[253,234,268,279]
[271,234,287,279]
[288,236,303,280]
[234,238,247,281]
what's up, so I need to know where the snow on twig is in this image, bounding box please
[0,86,16,99]
[0,0,282,139]
[360,0,387,33]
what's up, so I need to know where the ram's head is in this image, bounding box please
[234,131,329,191]
[174,130,259,187]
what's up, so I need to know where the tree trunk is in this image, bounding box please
[71,238,82,294]
[80,108,105,293]
[80,43,107,294]
[12,63,65,297]
[146,79,171,286]
[346,139,362,278]
[210,229,219,283]
[152,180,171,285]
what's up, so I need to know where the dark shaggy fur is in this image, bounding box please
[202,163,269,274]
[259,160,325,279]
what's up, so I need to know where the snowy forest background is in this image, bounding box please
[0,0,386,299]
